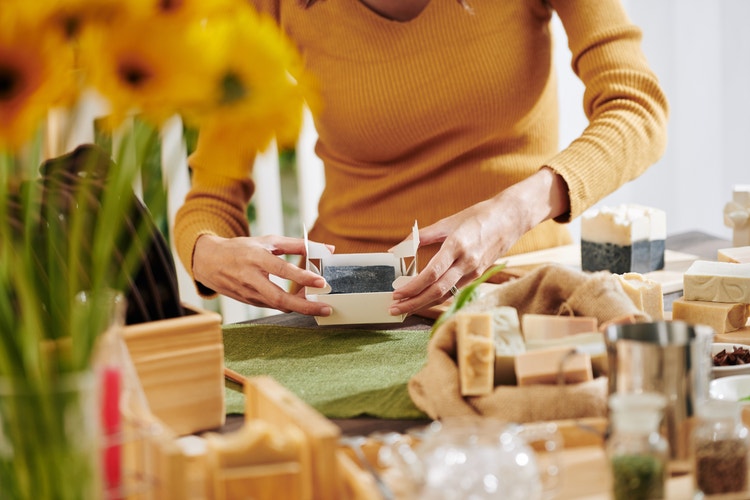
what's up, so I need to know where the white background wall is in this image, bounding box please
[553,0,750,242]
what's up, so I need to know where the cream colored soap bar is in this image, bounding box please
[490,306,525,355]
[718,246,750,264]
[683,260,750,303]
[616,272,664,320]
[456,312,496,396]
[521,314,598,341]
[514,346,593,386]
[672,297,749,334]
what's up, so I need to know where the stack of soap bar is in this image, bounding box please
[581,204,666,274]
[456,311,496,396]
[615,272,664,320]
[672,298,749,334]
[514,346,593,386]
[521,314,598,341]
[718,246,750,264]
[683,260,750,303]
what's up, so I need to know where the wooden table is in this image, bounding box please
[219,231,732,498]
[222,230,730,435]
[558,446,694,499]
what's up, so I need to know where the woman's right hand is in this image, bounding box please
[192,234,333,317]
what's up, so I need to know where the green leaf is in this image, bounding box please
[431,263,507,336]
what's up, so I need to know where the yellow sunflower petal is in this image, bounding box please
[78,12,222,129]
[0,10,76,150]
[192,5,318,150]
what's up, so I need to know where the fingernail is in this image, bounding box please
[320,306,332,316]
[389,307,401,316]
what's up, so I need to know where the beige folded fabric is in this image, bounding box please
[408,264,650,422]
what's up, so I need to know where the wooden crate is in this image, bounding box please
[244,376,344,500]
[123,303,225,435]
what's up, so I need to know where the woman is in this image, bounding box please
[174,0,668,319]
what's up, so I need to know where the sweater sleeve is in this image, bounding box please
[546,0,669,221]
[173,120,256,297]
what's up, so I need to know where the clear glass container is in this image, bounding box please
[607,392,669,500]
[693,399,750,498]
[385,417,564,500]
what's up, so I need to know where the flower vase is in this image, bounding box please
[0,372,100,499]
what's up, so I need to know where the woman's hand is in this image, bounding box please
[389,167,570,315]
[192,234,333,316]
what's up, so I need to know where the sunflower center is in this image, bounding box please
[62,15,82,40]
[117,62,151,88]
[220,72,248,105]
[0,65,21,101]
[159,0,183,11]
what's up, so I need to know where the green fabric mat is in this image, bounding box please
[223,319,431,419]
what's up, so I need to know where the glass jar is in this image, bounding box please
[403,417,561,500]
[693,399,750,498]
[607,392,669,500]
[0,372,100,500]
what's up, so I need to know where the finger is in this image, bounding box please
[392,248,456,300]
[258,253,327,288]
[238,274,332,317]
[260,235,309,256]
[390,266,463,316]
[262,235,336,257]
[415,224,450,247]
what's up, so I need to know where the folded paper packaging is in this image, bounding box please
[304,222,420,325]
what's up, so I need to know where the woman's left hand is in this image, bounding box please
[389,167,570,315]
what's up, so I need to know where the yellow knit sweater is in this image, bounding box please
[174,0,668,294]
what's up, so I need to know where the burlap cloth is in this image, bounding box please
[408,264,650,423]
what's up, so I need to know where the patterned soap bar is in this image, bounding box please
[322,265,396,294]
[683,260,750,303]
[581,204,666,274]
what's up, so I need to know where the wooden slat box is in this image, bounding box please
[123,303,225,435]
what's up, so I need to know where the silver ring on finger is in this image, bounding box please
[449,285,459,296]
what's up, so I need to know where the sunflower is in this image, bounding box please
[0,13,76,150]
[153,0,243,17]
[78,12,221,129]
[195,5,318,155]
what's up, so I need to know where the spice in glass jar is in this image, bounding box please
[611,454,666,499]
[607,392,669,500]
[693,399,750,496]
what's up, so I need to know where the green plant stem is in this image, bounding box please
[431,263,507,334]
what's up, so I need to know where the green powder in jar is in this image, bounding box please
[611,454,666,500]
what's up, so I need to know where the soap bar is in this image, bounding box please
[514,346,593,386]
[521,314,598,341]
[718,246,750,264]
[456,312,495,396]
[683,260,750,303]
[581,204,666,274]
[490,306,525,355]
[672,297,749,334]
[322,265,395,294]
[616,273,664,320]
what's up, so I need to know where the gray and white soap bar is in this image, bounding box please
[580,204,666,274]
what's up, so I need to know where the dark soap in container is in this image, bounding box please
[323,265,396,294]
